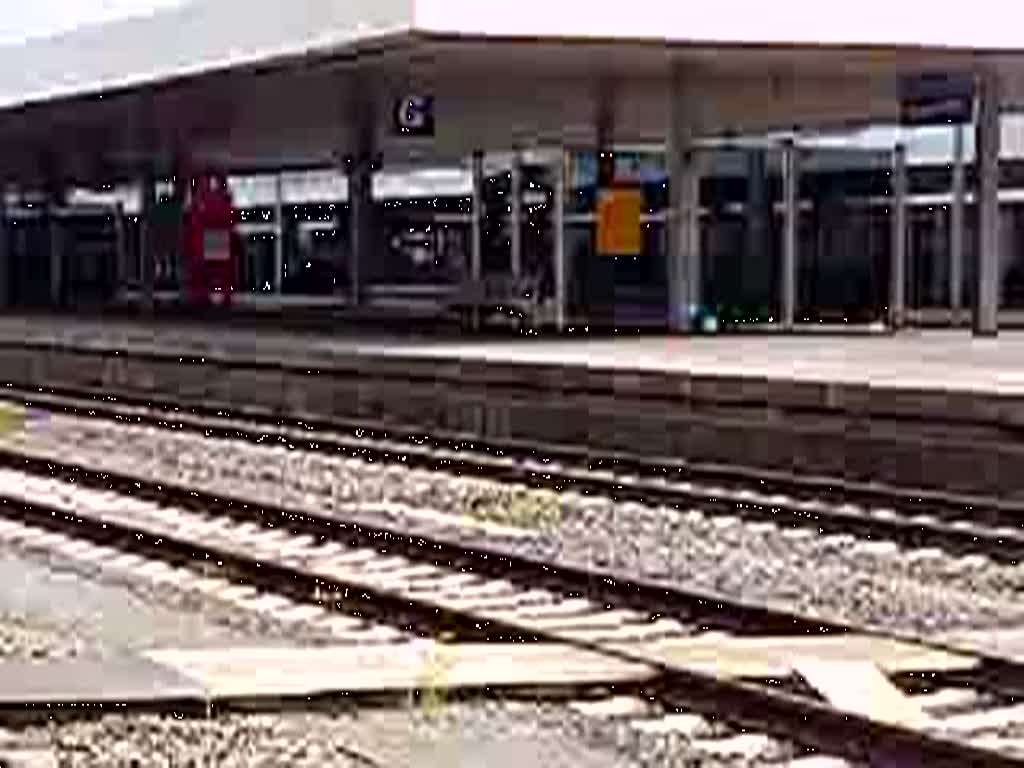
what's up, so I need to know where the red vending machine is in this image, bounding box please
[183,171,239,308]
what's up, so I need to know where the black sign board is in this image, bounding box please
[393,95,435,137]
[900,73,974,126]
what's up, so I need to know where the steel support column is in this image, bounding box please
[273,173,284,295]
[950,123,966,325]
[348,156,372,307]
[553,149,568,332]
[0,182,8,309]
[974,72,1001,337]
[138,171,156,312]
[113,200,127,299]
[667,66,700,333]
[510,153,523,279]
[745,148,770,313]
[347,94,376,308]
[46,180,66,310]
[470,149,484,331]
[781,140,798,330]
[890,143,908,330]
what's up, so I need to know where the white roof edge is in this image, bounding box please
[413,0,1024,51]
[2,0,1023,119]
[0,0,416,111]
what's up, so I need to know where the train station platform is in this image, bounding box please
[0,312,1022,499]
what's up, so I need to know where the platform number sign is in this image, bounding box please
[901,73,974,126]
[394,95,435,137]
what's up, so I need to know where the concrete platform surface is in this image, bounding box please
[2,313,1023,498]
[2,314,1024,397]
[379,332,1024,396]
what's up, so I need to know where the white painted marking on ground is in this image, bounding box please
[692,732,776,758]
[795,659,930,729]
[630,713,710,737]
[362,565,447,589]
[237,594,296,614]
[780,527,815,540]
[269,605,327,624]
[782,757,852,768]
[938,703,1024,734]
[103,553,149,572]
[869,508,899,521]
[904,547,945,563]
[850,540,900,556]
[210,585,261,604]
[912,687,984,712]
[406,572,481,593]
[568,697,650,718]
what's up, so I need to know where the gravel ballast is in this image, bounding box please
[3,412,1024,636]
[0,698,837,768]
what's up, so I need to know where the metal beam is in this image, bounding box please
[0,182,7,309]
[974,72,1001,337]
[890,143,908,330]
[273,172,284,295]
[470,148,484,331]
[667,65,700,333]
[347,87,376,307]
[950,123,966,324]
[113,200,127,297]
[138,171,155,312]
[781,139,798,330]
[510,153,523,279]
[553,149,568,332]
[44,176,68,310]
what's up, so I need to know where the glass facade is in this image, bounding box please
[8,129,1024,329]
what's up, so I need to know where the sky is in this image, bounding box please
[0,0,187,46]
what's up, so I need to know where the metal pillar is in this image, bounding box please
[745,148,770,310]
[950,123,966,324]
[470,149,484,330]
[553,149,568,331]
[273,173,284,295]
[347,95,375,307]
[348,155,372,306]
[113,200,127,299]
[974,72,1001,337]
[0,181,8,309]
[47,185,65,309]
[510,154,523,279]
[890,143,908,330]
[781,140,799,330]
[930,205,946,306]
[667,66,700,332]
[138,171,155,312]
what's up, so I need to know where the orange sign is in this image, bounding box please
[596,187,643,256]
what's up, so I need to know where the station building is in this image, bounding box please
[0,0,1022,334]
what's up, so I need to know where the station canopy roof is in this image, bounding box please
[2,0,1024,186]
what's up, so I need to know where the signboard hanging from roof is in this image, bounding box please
[596,186,643,257]
[393,95,435,137]
[900,73,975,127]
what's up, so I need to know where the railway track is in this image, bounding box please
[0,464,1022,766]
[2,384,1024,566]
